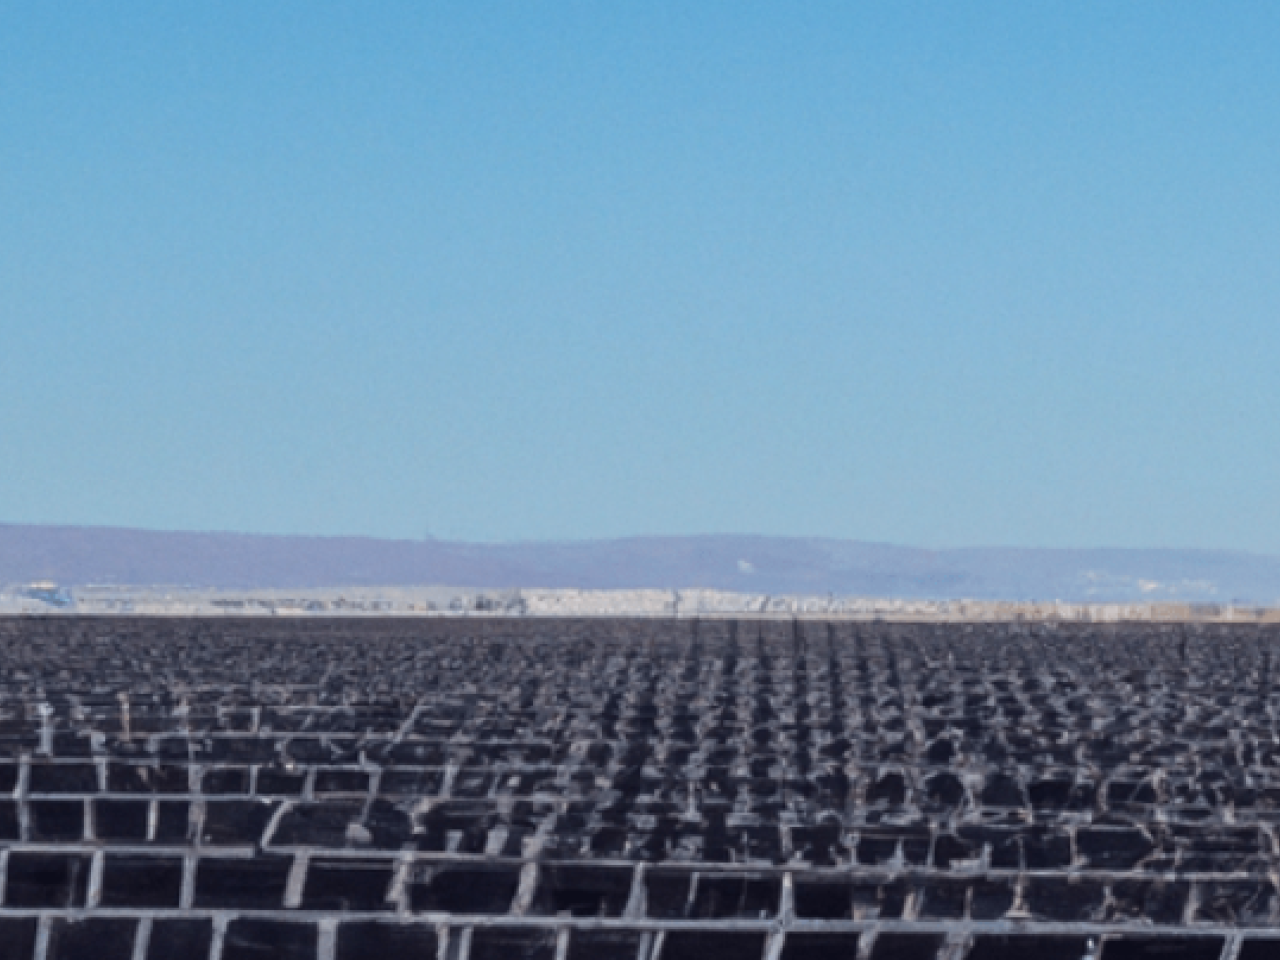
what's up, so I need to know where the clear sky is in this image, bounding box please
[3,3,1279,550]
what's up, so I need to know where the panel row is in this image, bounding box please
[0,854,1275,926]
[0,916,1277,960]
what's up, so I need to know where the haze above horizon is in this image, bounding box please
[3,4,1278,551]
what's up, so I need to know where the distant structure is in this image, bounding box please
[20,580,72,607]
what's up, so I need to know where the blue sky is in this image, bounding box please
[2,3,1279,550]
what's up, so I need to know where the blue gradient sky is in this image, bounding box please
[3,3,1279,550]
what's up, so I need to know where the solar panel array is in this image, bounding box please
[1,616,1278,960]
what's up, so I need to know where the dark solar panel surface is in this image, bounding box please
[0,616,1276,959]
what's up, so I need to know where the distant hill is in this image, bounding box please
[2,523,1279,603]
